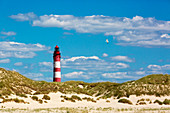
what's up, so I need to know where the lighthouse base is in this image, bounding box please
[53,78,61,82]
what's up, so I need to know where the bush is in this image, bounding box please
[82,97,96,103]
[61,100,64,102]
[16,93,27,98]
[106,100,110,103]
[44,101,48,103]
[42,95,50,100]
[138,101,146,105]
[38,99,43,104]
[154,100,163,105]
[33,91,41,95]
[71,95,82,101]
[31,96,38,101]
[62,96,76,102]
[137,98,145,103]
[2,98,25,103]
[118,99,132,105]
[163,99,170,105]
[146,98,151,101]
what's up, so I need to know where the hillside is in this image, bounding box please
[0,68,170,98]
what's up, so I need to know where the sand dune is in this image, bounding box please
[1,92,170,110]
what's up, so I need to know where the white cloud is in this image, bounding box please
[39,62,53,72]
[147,65,161,70]
[0,51,36,58]
[162,65,170,70]
[102,71,143,79]
[24,73,43,78]
[102,53,108,57]
[0,41,50,59]
[0,41,50,52]
[14,62,23,66]
[105,31,123,36]
[102,72,127,79]
[111,56,134,62]
[30,15,170,32]
[133,71,145,75]
[1,31,16,36]
[39,62,52,67]
[10,12,37,21]
[147,64,170,71]
[64,56,100,62]
[161,34,170,39]
[61,56,129,71]
[10,13,170,47]
[63,71,87,78]
[0,59,10,63]
[115,63,129,68]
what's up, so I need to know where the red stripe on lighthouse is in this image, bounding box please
[54,68,61,72]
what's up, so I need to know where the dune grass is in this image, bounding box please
[0,67,170,100]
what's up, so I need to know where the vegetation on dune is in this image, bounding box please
[0,68,170,99]
[82,97,96,103]
[154,99,163,105]
[118,99,133,105]
[42,95,50,100]
[2,98,28,104]
[60,95,76,102]
[163,99,170,105]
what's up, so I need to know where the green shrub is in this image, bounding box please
[38,99,43,104]
[146,98,151,101]
[2,98,25,103]
[44,101,48,103]
[42,95,50,100]
[137,98,145,103]
[138,101,146,105]
[16,93,27,98]
[82,97,96,103]
[106,100,110,103]
[154,100,163,105]
[71,95,82,101]
[31,96,38,101]
[61,100,64,102]
[62,96,76,102]
[163,99,170,105]
[33,91,41,95]
[118,99,133,105]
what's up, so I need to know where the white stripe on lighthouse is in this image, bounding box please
[54,61,60,68]
[54,72,61,78]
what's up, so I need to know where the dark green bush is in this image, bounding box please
[31,96,38,101]
[71,95,82,101]
[82,97,96,103]
[137,98,145,103]
[38,99,43,104]
[154,100,163,105]
[33,91,41,95]
[16,93,27,98]
[2,98,25,103]
[138,101,146,105]
[106,100,110,103]
[42,95,50,100]
[163,99,170,105]
[118,99,132,105]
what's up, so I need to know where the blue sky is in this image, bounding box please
[0,0,170,83]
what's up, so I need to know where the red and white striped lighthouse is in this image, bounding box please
[53,45,61,82]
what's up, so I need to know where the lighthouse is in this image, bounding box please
[53,45,61,82]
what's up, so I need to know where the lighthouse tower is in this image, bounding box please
[53,45,61,82]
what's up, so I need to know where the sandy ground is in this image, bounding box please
[0,92,170,112]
